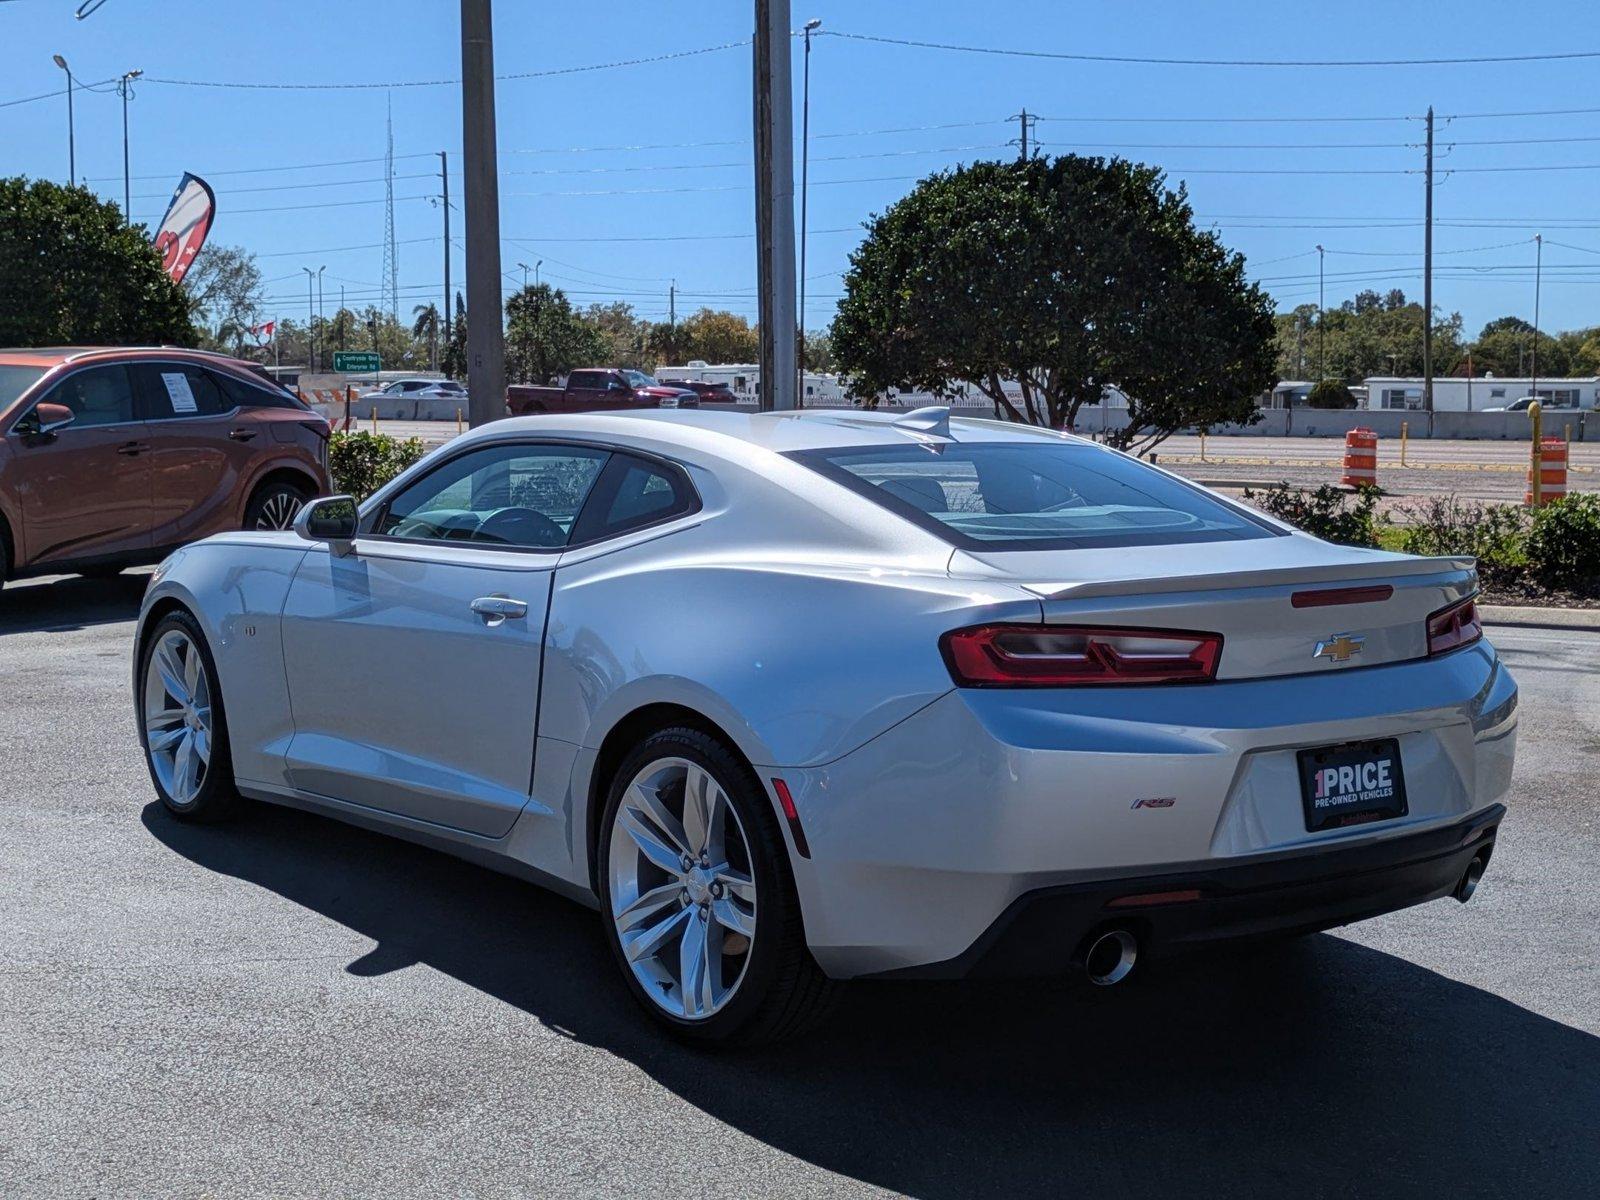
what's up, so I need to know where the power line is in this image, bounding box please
[139,41,746,91]
[817,29,1600,68]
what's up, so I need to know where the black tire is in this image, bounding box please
[136,609,243,823]
[597,726,838,1046]
[243,478,311,532]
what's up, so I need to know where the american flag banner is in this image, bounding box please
[152,173,216,285]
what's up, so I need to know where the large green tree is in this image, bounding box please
[1469,315,1570,378]
[0,177,194,346]
[647,308,760,367]
[1272,289,1465,382]
[505,283,608,384]
[829,156,1277,452]
[184,243,264,353]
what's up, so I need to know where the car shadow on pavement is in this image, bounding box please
[0,572,149,635]
[144,800,1599,1200]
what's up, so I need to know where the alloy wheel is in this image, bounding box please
[607,757,758,1020]
[255,491,305,530]
[142,630,213,807]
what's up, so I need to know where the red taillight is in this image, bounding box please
[1427,595,1483,656]
[940,625,1223,688]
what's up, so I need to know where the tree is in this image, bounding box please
[648,308,759,366]
[412,302,441,369]
[442,292,468,379]
[1272,288,1464,383]
[184,244,264,353]
[1307,379,1357,408]
[1470,315,1570,378]
[830,156,1277,452]
[0,177,194,346]
[505,283,608,384]
[801,330,834,373]
[582,301,652,369]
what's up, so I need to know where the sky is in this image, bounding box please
[5,0,1600,342]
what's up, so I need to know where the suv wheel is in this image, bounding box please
[244,480,311,531]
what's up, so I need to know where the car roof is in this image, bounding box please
[465,406,1085,456]
[0,346,261,371]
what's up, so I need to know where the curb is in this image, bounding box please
[1480,604,1600,631]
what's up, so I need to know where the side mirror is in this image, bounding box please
[294,494,359,556]
[17,401,76,438]
[607,379,629,393]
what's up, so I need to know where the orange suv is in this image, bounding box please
[0,347,330,587]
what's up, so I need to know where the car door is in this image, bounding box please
[4,363,152,567]
[278,440,612,838]
[130,362,258,546]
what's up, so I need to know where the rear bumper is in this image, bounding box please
[872,803,1503,979]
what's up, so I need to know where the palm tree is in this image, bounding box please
[412,303,441,371]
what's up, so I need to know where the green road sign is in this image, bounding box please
[333,351,381,373]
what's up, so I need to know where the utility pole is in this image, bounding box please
[798,17,821,409]
[439,150,452,348]
[302,268,316,372]
[1423,106,1434,412]
[1532,233,1543,402]
[1011,108,1036,161]
[339,286,347,350]
[1316,244,1326,380]
[316,267,326,364]
[460,0,506,427]
[753,0,797,411]
[117,69,142,215]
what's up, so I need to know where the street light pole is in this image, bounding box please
[117,69,142,215]
[316,266,326,370]
[1316,244,1326,381]
[517,261,529,291]
[52,55,76,187]
[535,259,541,288]
[1531,233,1543,404]
[798,17,820,409]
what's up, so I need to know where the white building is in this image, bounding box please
[1363,375,1600,412]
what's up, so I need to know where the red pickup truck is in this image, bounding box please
[506,368,699,415]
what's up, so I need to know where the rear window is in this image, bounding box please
[790,441,1278,551]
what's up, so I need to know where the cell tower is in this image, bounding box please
[381,94,399,321]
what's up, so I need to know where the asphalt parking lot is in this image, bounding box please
[1,572,1596,1198]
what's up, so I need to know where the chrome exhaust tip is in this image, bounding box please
[1454,855,1486,903]
[1082,928,1139,987]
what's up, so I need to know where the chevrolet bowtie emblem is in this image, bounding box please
[1314,634,1366,663]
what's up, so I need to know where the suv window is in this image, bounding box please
[134,364,229,419]
[375,443,610,549]
[212,369,303,410]
[39,364,137,428]
[573,453,699,543]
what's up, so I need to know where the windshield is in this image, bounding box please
[791,440,1279,551]
[623,370,658,388]
[0,365,47,413]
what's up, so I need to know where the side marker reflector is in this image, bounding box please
[771,778,811,859]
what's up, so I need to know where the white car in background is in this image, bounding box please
[132,408,1518,1044]
[364,378,467,401]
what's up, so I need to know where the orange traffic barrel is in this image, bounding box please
[1341,428,1378,488]
[1525,437,1568,506]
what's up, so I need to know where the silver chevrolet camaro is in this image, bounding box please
[133,408,1518,1044]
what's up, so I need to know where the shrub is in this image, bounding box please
[1525,492,1600,593]
[328,431,427,500]
[1396,496,1528,586]
[1242,482,1385,548]
[1306,379,1357,409]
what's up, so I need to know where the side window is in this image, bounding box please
[38,364,136,428]
[135,364,228,418]
[568,371,596,391]
[573,453,698,543]
[375,443,610,549]
[212,370,301,410]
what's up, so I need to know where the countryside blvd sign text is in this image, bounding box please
[333,351,380,373]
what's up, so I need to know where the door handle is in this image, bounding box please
[471,595,528,625]
[116,441,150,456]
[228,428,258,441]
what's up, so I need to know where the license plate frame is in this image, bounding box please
[1297,738,1408,832]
